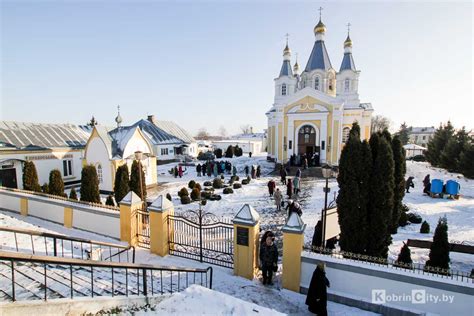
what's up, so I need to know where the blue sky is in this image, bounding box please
[1,0,472,135]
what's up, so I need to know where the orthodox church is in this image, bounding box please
[266,15,373,166]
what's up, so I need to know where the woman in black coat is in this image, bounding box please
[306,263,330,316]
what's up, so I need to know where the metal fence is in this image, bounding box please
[136,210,150,249]
[305,246,473,284]
[0,226,135,263]
[0,251,212,302]
[168,209,234,268]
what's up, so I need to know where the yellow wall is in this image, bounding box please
[332,120,340,163]
[20,198,28,216]
[282,231,304,292]
[233,223,260,280]
[278,123,283,161]
[365,126,370,140]
[64,207,73,228]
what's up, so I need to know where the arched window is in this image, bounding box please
[314,77,320,90]
[344,79,350,92]
[97,164,103,183]
[299,125,315,144]
[282,84,287,96]
[342,127,350,143]
[328,74,335,91]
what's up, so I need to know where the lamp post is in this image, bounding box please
[320,164,333,248]
[134,151,144,204]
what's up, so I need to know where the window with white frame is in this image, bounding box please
[161,148,169,155]
[342,127,350,143]
[282,84,287,96]
[62,159,73,177]
[344,79,350,92]
[97,164,103,183]
[314,77,320,90]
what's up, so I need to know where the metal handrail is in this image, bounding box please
[0,251,213,302]
[0,226,135,263]
[305,246,473,284]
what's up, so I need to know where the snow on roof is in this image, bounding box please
[283,212,306,234]
[233,204,259,226]
[409,127,436,134]
[0,121,91,149]
[149,195,174,212]
[134,118,195,145]
[403,144,427,150]
[120,191,142,205]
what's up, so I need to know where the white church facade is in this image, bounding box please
[266,16,373,165]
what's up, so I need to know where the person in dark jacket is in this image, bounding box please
[196,164,202,177]
[267,179,276,196]
[249,152,252,158]
[296,168,302,178]
[173,166,178,178]
[259,232,278,285]
[286,179,293,198]
[256,165,261,178]
[305,263,330,315]
[244,165,250,177]
[280,167,287,185]
[423,174,431,194]
[405,176,415,193]
[286,200,302,218]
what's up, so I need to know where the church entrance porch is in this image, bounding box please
[295,125,321,167]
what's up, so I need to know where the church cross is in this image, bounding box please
[318,6,323,20]
[347,22,351,34]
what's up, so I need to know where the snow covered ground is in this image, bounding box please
[0,212,378,315]
[154,155,473,273]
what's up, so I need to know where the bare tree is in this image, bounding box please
[196,128,210,140]
[240,124,251,134]
[218,126,227,138]
[371,115,392,133]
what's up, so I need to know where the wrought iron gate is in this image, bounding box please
[136,209,150,249]
[168,209,234,268]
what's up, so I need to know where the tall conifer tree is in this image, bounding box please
[114,164,130,202]
[130,160,147,200]
[367,134,395,258]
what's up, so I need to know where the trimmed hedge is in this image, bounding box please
[191,188,201,201]
[180,196,191,204]
[188,180,196,189]
[233,183,242,189]
[178,187,189,198]
[407,213,423,224]
[420,221,430,234]
[203,181,212,187]
[213,178,223,189]
[223,188,234,194]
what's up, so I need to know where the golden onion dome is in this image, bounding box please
[283,44,291,55]
[293,61,299,72]
[314,19,326,34]
[344,34,352,47]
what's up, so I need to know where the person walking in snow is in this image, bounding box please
[280,167,287,185]
[232,165,237,177]
[274,188,283,211]
[207,162,212,177]
[213,163,218,177]
[173,166,178,178]
[244,165,249,177]
[423,174,431,195]
[256,165,261,178]
[267,179,276,197]
[405,176,414,193]
[286,200,302,218]
[196,164,202,177]
[296,168,302,178]
[286,178,293,198]
[293,176,300,196]
[249,152,252,158]
[251,166,256,179]
[178,165,184,178]
[259,231,278,286]
[306,263,330,315]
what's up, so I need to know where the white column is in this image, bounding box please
[288,121,294,157]
[320,119,327,163]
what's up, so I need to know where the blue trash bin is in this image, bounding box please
[430,179,443,194]
[446,180,460,195]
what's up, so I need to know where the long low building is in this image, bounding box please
[212,139,263,154]
[0,121,90,189]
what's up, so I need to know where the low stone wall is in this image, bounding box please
[300,252,474,316]
[0,188,120,239]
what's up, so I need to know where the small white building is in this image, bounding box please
[84,125,157,193]
[135,115,198,161]
[0,121,89,189]
[408,127,436,148]
[403,144,427,158]
[232,131,267,152]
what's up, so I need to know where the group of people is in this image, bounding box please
[288,153,320,169]
[244,165,261,179]
[259,229,329,315]
[196,160,237,178]
[172,165,186,178]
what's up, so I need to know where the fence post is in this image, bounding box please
[64,206,73,228]
[232,204,260,280]
[119,191,142,246]
[20,197,28,216]
[148,195,174,256]
[282,213,306,292]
